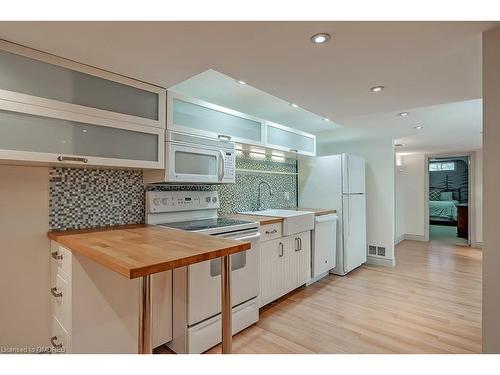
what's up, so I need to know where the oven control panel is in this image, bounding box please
[146,191,220,213]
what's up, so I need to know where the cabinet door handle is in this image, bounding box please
[51,251,63,261]
[298,237,302,251]
[265,229,277,234]
[57,156,88,163]
[50,335,63,349]
[294,237,299,251]
[50,287,63,298]
[218,134,232,141]
[278,242,284,257]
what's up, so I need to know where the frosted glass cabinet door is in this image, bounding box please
[170,95,264,145]
[266,122,316,156]
[0,43,165,128]
[0,109,162,168]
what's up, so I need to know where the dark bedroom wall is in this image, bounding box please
[429,159,469,203]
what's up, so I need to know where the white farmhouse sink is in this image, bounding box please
[241,209,315,235]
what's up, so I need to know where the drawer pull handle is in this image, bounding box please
[295,237,300,252]
[289,149,298,153]
[217,134,232,141]
[50,287,63,298]
[57,156,88,163]
[51,251,63,261]
[50,335,63,349]
[265,229,278,234]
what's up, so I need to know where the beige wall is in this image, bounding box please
[0,165,50,350]
[482,27,500,353]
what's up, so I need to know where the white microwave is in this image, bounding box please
[143,131,236,184]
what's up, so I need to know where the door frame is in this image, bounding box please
[424,151,476,246]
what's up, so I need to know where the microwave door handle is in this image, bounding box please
[218,150,225,181]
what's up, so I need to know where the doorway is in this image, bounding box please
[427,156,470,246]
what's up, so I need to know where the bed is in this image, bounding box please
[429,188,461,224]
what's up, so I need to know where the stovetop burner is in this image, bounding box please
[158,217,254,232]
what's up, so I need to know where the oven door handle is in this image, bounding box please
[218,150,225,181]
[232,232,261,242]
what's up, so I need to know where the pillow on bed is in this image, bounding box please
[429,190,441,201]
[440,191,453,201]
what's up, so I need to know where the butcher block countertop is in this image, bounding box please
[223,213,283,225]
[225,208,336,225]
[48,224,251,279]
[294,208,337,216]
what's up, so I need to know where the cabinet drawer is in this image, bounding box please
[50,242,72,279]
[51,317,70,354]
[260,223,282,242]
[51,273,71,333]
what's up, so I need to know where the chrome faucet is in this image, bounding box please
[258,181,273,210]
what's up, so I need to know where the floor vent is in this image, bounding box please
[368,245,377,255]
[377,246,386,256]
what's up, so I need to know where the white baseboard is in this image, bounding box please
[472,241,483,249]
[404,234,426,242]
[367,255,395,268]
[394,234,405,245]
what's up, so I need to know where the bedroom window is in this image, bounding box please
[429,161,455,171]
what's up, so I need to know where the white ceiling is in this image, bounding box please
[318,99,483,154]
[0,21,496,153]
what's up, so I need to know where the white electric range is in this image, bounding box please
[146,190,261,354]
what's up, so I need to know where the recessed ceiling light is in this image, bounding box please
[394,143,406,147]
[311,33,331,44]
[323,118,330,122]
[236,80,247,85]
[290,103,299,108]
[414,125,423,130]
[398,112,409,117]
[370,85,385,93]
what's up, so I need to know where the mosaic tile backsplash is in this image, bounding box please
[49,152,298,230]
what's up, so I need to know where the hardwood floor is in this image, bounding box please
[159,240,483,354]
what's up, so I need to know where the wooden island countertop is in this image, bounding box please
[48,224,251,279]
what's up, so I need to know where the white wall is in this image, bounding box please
[394,155,405,243]
[396,152,483,245]
[475,149,483,244]
[319,138,395,266]
[0,165,50,350]
[401,154,426,238]
[482,26,500,353]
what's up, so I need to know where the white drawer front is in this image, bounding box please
[51,317,70,354]
[260,223,282,242]
[51,273,71,333]
[50,242,72,279]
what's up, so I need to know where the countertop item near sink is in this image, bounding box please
[48,224,251,279]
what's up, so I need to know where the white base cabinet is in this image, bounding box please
[49,241,172,353]
[259,229,311,307]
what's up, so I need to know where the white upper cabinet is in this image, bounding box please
[168,92,265,146]
[265,121,316,156]
[0,40,166,169]
[168,92,317,156]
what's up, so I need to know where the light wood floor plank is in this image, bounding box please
[158,239,482,354]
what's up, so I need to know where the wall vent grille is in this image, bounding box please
[377,247,386,256]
